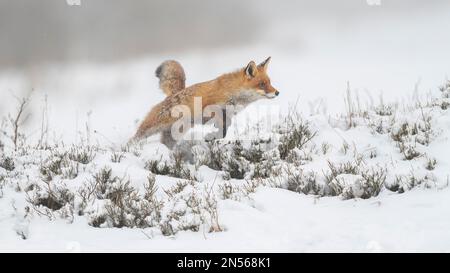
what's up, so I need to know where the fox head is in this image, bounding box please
[243,57,279,99]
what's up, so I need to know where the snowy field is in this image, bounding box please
[1,3,450,252]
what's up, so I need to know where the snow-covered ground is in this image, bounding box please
[1,6,450,252]
[1,79,449,252]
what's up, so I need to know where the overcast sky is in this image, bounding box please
[1,0,449,69]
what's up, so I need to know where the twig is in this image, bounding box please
[9,96,30,151]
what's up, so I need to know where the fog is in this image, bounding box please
[0,0,260,67]
[1,0,449,68]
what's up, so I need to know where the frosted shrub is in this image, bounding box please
[286,168,322,195]
[278,118,316,160]
[0,156,15,171]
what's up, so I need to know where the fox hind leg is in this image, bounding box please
[160,128,177,149]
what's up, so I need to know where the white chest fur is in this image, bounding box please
[228,89,263,106]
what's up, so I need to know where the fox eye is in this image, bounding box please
[259,82,266,89]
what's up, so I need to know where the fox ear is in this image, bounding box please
[258,56,271,71]
[245,61,257,78]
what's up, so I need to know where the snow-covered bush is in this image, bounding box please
[67,145,96,165]
[110,151,125,163]
[0,155,15,171]
[39,150,80,181]
[26,180,75,221]
[277,116,316,160]
[1,80,449,243]
[386,172,437,193]
[145,151,193,179]
[286,167,322,195]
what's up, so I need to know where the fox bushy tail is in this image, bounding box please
[155,60,186,96]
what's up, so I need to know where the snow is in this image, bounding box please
[1,84,450,252]
[1,8,450,252]
[2,187,450,252]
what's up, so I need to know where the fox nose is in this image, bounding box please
[275,91,279,96]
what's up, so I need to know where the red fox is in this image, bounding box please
[133,57,279,148]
